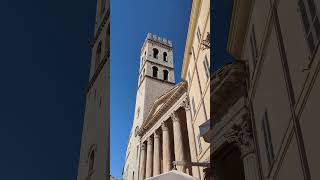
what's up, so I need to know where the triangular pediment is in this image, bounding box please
[139,82,187,135]
[145,83,182,119]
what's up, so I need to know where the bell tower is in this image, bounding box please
[136,33,175,125]
[77,0,109,180]
[123,33,175,180]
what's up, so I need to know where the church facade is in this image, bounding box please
[76,0,110,180]
[123,0,211,180]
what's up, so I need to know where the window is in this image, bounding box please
[95,41,102,70]
[298,0,320,53]
[197,26,201,42]
[163,52,168,62]
[249,26,258,70]
[152,66,158,78]
[203,55,210,79]
[191,97,196,117]
[163,70,168,80]
[153,48,159,59]
[262,110,275,167]
[89,150,95,173]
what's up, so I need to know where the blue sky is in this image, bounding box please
[0,0,96,179]
[212,0,234,71]
[110,0,191,178]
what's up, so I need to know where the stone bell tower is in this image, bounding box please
[122,33,175,180]
[77,0,110,180]
[136,33,175,126]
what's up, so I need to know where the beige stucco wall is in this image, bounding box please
[182,0,210,179]
[235,0,320,179]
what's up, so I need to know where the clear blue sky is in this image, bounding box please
[0,0,96,179]
[212,0,234,71]
[110,0,191,178]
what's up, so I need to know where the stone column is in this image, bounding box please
[139,143,146,180]
[153,131,161,176]
[161,121,172,172]
[182,99,201,178]
[145,137,154,178]
[171,111,187,173]
[224,116,260,180]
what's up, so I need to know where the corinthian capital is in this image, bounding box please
[147,136,153,145]
[170,111,179,123]
[161,121,169,131]
[141,143,146,150]
[181,98,191,110]
[224,117,254,157]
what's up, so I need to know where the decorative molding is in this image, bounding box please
[211,61,246,122]
[147,137,153,145]
[161,121,169,131]
[181,97,191,110]
[141,143,146,151]
[170,111,179,123]
[224,114,255,158]
[154,131,160,139]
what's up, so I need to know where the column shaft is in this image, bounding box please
[139,144,146,180]
[242,153,260,180]
[145,137,153,178]
[162,122,172,172]
[184,100,201,178]
[171,112,186,172]
[153,132,161,176]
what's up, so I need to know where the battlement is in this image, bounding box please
[145,33,172,47]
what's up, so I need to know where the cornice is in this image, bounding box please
[138,82,187,136]
[211,61,247,121]
[226,0,253,59]
[181,0,202,80]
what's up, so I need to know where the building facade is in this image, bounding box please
[77,0,110,180]
[209,0,320,180]
[123,0,211,179]
[181,0,211,179]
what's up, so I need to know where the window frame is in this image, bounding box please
[298,0,320,55]
[261,110,275,169]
